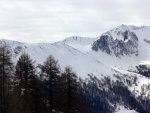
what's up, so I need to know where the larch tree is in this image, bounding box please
[0,44,13,113]
[39,55,60,113]
[14,53,37,113]
[60,66,84,113]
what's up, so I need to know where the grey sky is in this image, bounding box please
[0,0,149,43]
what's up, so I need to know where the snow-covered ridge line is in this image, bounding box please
[63,36,97,44]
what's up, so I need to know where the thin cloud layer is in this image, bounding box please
[0,0,149,43]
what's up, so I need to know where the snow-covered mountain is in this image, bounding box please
[1,24,150,85]
[1,24,150,113]
[91,25,150,70]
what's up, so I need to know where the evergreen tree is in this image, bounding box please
[60,66,84,113]
[0,44,13,113]
[39,55,60,113]
[14,53,37,113]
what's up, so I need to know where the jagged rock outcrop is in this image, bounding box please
[92,30,139,57]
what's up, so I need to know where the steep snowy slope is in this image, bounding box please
[23,42,117,79]
[0,39,123,80]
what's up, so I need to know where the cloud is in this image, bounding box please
[0,0,149,43]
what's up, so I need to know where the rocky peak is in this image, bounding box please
[92,27,139,57]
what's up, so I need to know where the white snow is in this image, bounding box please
[115,106,138,113]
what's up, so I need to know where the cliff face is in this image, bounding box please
[92,27,139,57]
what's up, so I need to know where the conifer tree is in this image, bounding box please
[14,53,37,113]
[0,44,13,113]
[60,66,84,113]
[39,55,60,113]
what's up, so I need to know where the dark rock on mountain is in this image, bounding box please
[92,30,139,57]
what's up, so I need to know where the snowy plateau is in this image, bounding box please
[1,24,150,113]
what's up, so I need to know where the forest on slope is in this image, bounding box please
[0,44,150,113]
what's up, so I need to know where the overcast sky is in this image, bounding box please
[0,0,149,43]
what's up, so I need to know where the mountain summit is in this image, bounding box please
[92,25,149,57]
